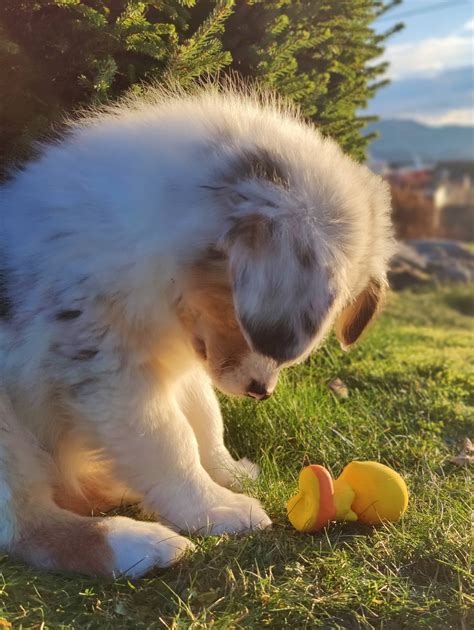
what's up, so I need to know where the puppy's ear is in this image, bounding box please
[222,213,334,362]
[335,278,386,349]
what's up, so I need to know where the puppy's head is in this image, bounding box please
[177,131,393,396]
[177,214,386,398]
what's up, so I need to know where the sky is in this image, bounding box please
[368,0,474,126]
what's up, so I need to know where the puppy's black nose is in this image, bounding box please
[246,380,271,400]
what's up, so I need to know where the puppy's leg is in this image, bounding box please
[53,468,139,516]
[67,371,271,535]
[179,370,259,490]
[52,431,140,516]
[17,507,194,578]
[0,393,193,577]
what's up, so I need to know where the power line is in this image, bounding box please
[377,0,471,23]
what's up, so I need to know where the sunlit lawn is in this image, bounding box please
[1,285,472,628]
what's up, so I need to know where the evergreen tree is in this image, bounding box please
[0,0,234,172]
[0,0,401,175]
[220,0,402,160]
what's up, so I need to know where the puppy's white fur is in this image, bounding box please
[0,85,394,576]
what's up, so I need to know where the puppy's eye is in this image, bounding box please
[193,336,207,360]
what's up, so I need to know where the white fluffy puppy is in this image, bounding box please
[0,85,394,577]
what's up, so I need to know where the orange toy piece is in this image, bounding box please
[287,461,409,533]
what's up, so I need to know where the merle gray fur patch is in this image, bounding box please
[56,309,82,321]
[294,242,317,269]
[224,147,290,187]
[0,266,12,320]
[73,349,99,361]
[240,317,299,362]
[69,378,98,397]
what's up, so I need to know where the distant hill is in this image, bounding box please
[366,119,474,163]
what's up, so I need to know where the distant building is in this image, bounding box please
[379,163,437,238]
[370,159,474,241]
[434,162,474,240]
[434,174,474,209]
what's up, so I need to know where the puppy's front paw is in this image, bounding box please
[235,457,260,481]
[209,456,260,491]
[183,492,271,535]
[106,517,195,578]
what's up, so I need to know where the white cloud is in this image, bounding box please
[383,33,473,80]
[395,108,474,127]
[463,18,474,31]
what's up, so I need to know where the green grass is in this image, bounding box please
[1,286,472,629]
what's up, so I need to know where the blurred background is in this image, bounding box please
[368,1,474,291]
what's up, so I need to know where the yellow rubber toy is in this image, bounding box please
[287,461,409,532]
